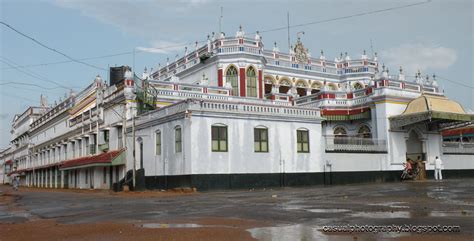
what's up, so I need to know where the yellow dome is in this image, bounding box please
[402,94,466,115]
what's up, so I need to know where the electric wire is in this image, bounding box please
[0,21,107,71]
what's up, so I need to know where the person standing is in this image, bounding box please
[434,156,443,180]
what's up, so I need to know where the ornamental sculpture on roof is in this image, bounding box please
[294,32,309,64]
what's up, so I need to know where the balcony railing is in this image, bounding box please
[442,142,474,154]
[325,136,387,153]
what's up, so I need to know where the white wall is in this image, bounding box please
[135,114,322,177]
[441,155,474,169]
[324,153,389,172]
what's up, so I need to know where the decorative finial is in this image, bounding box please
[239,25,242,31]
[399,66,403,74]
[363,49,366,55]
[321,50,324,55]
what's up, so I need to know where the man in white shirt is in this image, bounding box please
[434,156,443,180]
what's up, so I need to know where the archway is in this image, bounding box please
[279,79,291,94]
[405,130,426,180]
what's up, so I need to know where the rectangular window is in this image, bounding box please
[104,130,110,143]
[175,127,182,153]
[254,128,269,152]
[297,130,310,153]
[117,127,123,149]
[155,131,161,155]
[211,126,228,152]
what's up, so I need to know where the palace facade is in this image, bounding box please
[1,26,473,189]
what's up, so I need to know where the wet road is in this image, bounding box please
[1,179,473,240]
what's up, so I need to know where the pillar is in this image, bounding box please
[239,67,246,97]
[54,168,58,189]
[61,170,64,189]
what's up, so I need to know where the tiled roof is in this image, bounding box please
[60,149,124,169]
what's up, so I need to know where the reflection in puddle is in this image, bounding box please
[351,211,411,218]
[429,211,470,217]
[368,202,409,209]
[248,225,337,241]
[141,223,204,228]
[308,209,350,213]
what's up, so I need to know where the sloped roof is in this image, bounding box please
[402,94,466,115]
[60,149,125,170]
[390,94,474,129]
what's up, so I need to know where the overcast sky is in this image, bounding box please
[0,0,473,148]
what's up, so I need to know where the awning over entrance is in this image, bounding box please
[321,108,371,121]
[59,149,125,171]
[390,94,474,130]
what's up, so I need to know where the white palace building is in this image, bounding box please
[1,27,473,190]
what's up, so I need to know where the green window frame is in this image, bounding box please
[297,129,310,153]
[226,66,239,96]
[155,130,162,155]
[175,127,182,153]
[254,128,269,152]
[211,125,228,152]
[246,67,257,97]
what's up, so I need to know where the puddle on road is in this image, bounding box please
[351,211,411,218]
[247,225,381,241]
[368,202,409,209]
[428,210,470,217]
[307,209,350,213]
[141,223,204,228]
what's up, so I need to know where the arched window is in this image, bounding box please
[333,126,347,144]
[353,82,364,90]
[226,66,239,96]
[357,125,372,138]
[246,67,257,97]
[334,126,347,136]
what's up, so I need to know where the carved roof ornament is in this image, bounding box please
[294,32,308,64]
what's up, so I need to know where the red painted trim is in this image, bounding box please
[204,87,208,93]
[347,93,353,99]
[258,70,263,99]
[239,68,246,97]
[217,69,223,87]
[321,108,370,116]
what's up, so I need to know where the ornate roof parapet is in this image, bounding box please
[415,70,423,85]
[344,52,351,61]
[381,64,389,78]
[255,30,261,41]
[142,67,149,80]
[320,50,326,61]
[432,74,439,87]
[398,66,405,81]
[235,25,245,38]
[207,34,212,52]
[272,42,279,53]
[361,50,368,60]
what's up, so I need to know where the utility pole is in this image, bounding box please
[219,6,223,34]
[287,11,291,52]
[132,112,136,189]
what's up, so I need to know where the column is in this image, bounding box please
[61,170,64,189]
[54,168,58,189]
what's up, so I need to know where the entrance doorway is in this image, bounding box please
[405,130,426,179]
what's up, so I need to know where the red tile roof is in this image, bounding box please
[60,149,124,169]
